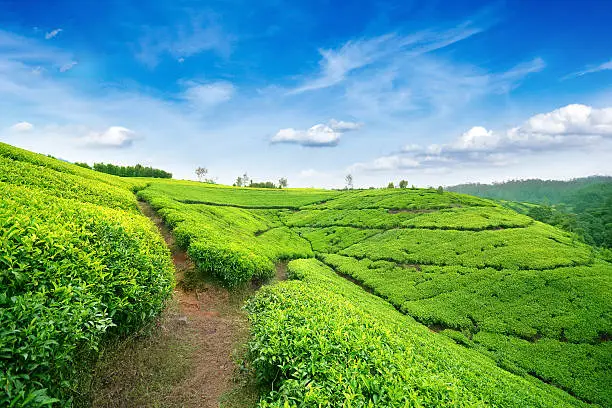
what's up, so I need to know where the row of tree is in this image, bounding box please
[231,172,288,188]
[75,162,172,178]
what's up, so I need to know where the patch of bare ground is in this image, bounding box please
[89,201,259,408]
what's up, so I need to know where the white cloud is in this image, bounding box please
[182,81,235,108]
[271,119,362,147]
[10,121,34,132]
[328,119,363,131]
[351,104,612,172]
[59,61,78,72]
[563,59,612,80]
[452,126,499,150]
[82,126,137,148]
[519,104,612,136]
[272,124,341,147]
[45,29,63,40]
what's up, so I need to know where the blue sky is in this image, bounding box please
[1,0,611,187]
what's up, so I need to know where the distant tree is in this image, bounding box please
[399,180,408,189]
[387,182,395,189]
[242,172,250,187]
[74,162,91,169]
[345,174,353,190]
[235,176,244,187]
[93,162,172,178]
[411,185,416,189]
[250,181,277,188]
[278,177,288,189]
[437,186,444,194]
[195,166,208,182]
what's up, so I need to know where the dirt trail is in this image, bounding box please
[91,202,257,408]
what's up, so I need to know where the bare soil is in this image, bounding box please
[90,201,259,408]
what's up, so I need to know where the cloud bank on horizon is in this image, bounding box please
[0,0,611,188]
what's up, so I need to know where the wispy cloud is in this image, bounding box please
[45,28,63,40]
[562,59,612,80]
[59,61,78,72]
[340,55,544,121]
[136,13,233,67]
[288,19,488,95]
[9,121,34,132]
[271,119,362,147]
[182,80,235,108]
[0,29,72,65]
[350,104,612,172]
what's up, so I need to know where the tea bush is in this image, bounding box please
[0,145,173,406]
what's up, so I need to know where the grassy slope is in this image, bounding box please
[137,179,612,406]
[0,143,174,406]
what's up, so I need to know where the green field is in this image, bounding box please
[135,169,611,406]
[2,141,611,407]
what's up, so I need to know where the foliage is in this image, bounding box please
[249,181,278,189]
[278,177,288,188]
[399,180,408,189]
[74,162,91,169]
[93,162,172,178]
[195,166,208,181]
[0,144,174,406]
[449,177,612,248]
[345,174,353,190]
[449,176,612,205]
[245,258,586,407]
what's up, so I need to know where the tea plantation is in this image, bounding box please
[137,177,611,406]
[2,141,610,407]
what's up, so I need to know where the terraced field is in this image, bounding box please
[137,180,612,406]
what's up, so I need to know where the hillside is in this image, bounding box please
[449,178,612,248]
[138,178,611,406]
[2,142,611,407]
[448,177,612,204]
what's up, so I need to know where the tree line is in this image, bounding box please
[76,162,172,178]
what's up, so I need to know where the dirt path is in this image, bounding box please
[90,202,258,408]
